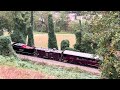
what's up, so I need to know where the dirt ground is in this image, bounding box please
[0,65,55,79]
[34,34,76,49]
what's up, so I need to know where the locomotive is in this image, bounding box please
[12,42,103,68]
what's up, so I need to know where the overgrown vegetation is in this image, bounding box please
[89,11,120,79]
[0,36,16,56]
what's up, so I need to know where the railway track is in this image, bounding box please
[17,54,101,76]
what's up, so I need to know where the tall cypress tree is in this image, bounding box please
[48,14,58,49]
[27,11,34,46]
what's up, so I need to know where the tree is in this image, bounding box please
[11,11,30,44]
[27,11,34,46]
[61,40,70,50]
[74,20,82,51]
[0,11,13,36]
[48,14,58,49]
[35,11,50,32]
[89,11,120,79]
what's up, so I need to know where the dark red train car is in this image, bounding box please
[63,50,103,68]
[12,43,35,55]
[51,50,63,61]
[35,47,48,58]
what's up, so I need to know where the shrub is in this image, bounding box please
[65,47,78,51]
[61,40,70,50]
[10,30,26,43]
[0,36,17,56]
[101,57,119,79]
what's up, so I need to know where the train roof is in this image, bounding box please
[63,50,103,60]
[51,50,63,53]
[35,47,62,53]
[35,47,49,50]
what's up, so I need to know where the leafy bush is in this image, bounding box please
[74,31,97,54]
[101,56,119,79]
[61,39,70,50]
[10,30,26,43]
[0,36,17,56]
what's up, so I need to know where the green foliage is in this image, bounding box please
[48,14,58,49]
[10,29,26,43]
[0,16,9,36]
[55,26,61,32]
[89,11,120,79]
[0,30,3,36]
[0,11,14,34]
[75,30,82,44]
[61,40,70,50]
[11,11,30,44]
[0,36,17,56]
[68,22,80,33]
[101,59,118,79]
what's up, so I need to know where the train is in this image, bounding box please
[12,42,103,68]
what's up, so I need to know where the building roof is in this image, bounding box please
[63,50,103,60]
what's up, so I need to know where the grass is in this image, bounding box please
[0,55,100,79]
[34,32,76,49]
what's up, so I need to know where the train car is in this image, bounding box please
[35,48,63,61]
[34,47,48,58]
[12,43,35,55]
[63,50,103,68]
[51,49,63,61]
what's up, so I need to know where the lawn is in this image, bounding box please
[34,33,76,49]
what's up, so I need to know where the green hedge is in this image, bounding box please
[0,36,16,56]
[61,39,70,50]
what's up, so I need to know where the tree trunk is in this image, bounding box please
[27,11,34,46]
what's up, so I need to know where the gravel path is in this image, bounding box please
[18,54,101,76]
